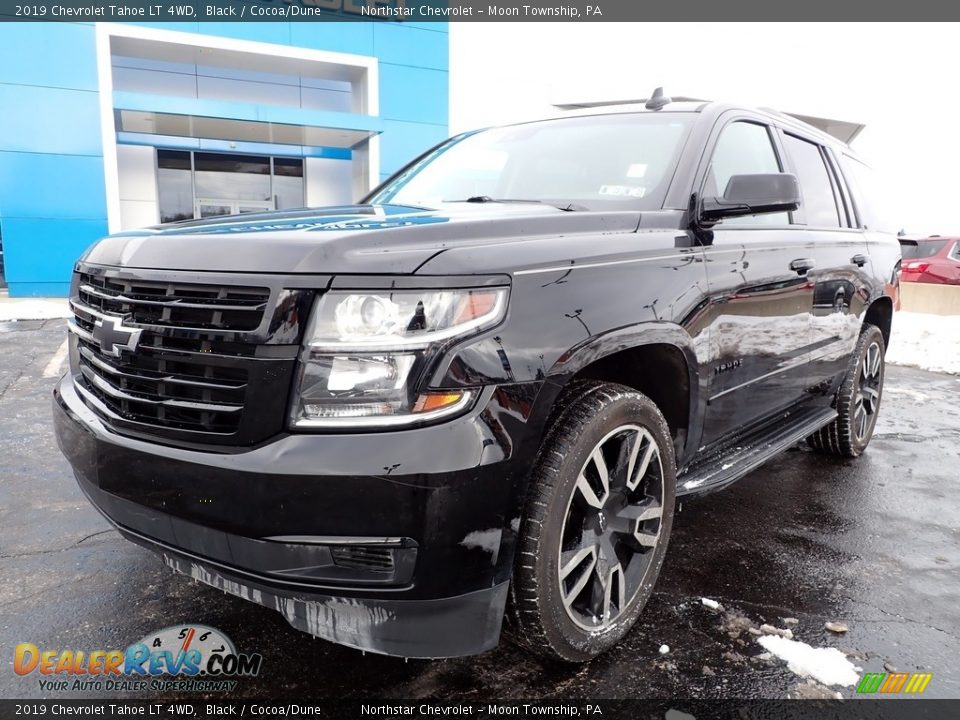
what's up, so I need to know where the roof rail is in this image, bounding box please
[553,94,709,111]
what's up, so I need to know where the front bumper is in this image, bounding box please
[54,373,541,657]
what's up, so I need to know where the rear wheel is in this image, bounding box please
[808,323,886,458]
[507,381,676,662]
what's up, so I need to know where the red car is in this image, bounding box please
[899,236,960,284]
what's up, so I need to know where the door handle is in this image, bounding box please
[789,258,816,275]
[851,253,867,267]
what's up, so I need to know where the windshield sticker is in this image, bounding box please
[626,163,649,178]
[599,185,647,198]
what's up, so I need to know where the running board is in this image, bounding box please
[677,406,838,496]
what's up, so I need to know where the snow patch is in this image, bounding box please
[0,298,71,322]
[886,311,960,375]
[459,528,502,564]
[757,635,860,687]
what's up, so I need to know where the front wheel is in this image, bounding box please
[507,381,676,662]
[808,323,886,458]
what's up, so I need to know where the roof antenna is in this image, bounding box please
[645,87,671,111]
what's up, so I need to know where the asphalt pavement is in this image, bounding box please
[1,319,958,700]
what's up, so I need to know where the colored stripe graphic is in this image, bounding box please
[890,673,909,693]
[857,673,886,693]
[857,672,932,694]
[908,674,933,694]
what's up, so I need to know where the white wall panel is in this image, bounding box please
[116,144,158,229]
[306,157,354,207]
[119,199,158,230]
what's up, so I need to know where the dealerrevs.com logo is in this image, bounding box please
[14,625,262,693]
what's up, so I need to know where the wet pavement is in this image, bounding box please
[1,319,958,700]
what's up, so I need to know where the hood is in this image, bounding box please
[82,204,643,275]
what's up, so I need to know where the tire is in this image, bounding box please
[507,381,677,662]
[807,323,886,458]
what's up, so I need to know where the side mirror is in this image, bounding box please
[701,173,800,223]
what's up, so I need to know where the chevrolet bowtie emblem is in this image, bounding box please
[92,315,142,358]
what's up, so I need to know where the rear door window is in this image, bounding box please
[782,134,842,228]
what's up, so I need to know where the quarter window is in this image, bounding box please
[838,155,896,233]
[783,134,842,228]
[704,121,787,226]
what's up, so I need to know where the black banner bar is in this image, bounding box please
[2,0,960,22]
[1,700,959,719]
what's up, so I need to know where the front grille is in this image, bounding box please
[77,271,269,331]
[68,271,277,441]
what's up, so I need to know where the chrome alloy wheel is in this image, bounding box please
[855,341,883,440]
[557,424,665,631]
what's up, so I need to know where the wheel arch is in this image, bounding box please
[540,323,700,464]
[863,296,894,350]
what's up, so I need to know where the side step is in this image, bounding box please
[677,406,838,496]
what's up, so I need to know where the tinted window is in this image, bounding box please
[839,155,896,233]
[705,121,787,226]
[273,157,305,211]
[783,134,842,228]
[900,239,948,259]
[195,153,271,203]
[156,150,305,223]
[157,150,193,224]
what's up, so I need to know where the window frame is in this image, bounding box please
[822,146,858,229]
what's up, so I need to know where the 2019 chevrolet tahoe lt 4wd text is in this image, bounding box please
[54,97,900,662]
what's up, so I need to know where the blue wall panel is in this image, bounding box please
[379,64,448,126]
[196,22,293,45]
[373,24,449,70]
[0,21,448,297]
[0,22,105,296]
[0,85,103,157]
[3,217,108,296]
[289,22,375,56]
[0,153,107,221]
[0,23,99,91]
[378,119,448,176]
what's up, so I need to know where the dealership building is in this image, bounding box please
[0,21,449,296]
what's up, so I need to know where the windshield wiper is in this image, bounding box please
[446,196,586,212]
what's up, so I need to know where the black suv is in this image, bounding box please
[54,98,899,662]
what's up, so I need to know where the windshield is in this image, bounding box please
[369,113,694,211]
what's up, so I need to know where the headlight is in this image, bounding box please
[290,287,508,428]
